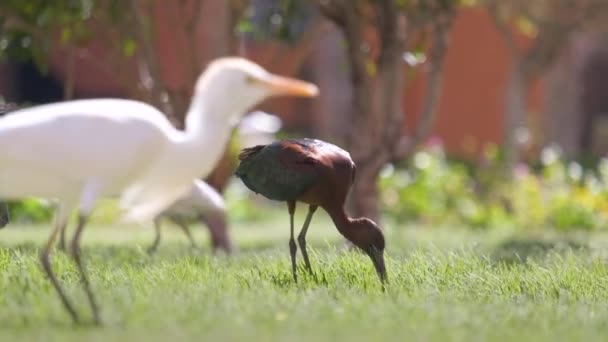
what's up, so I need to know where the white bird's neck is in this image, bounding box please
[180,94,234,176]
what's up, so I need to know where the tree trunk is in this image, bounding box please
[503,57,527,171]
[317,1,408,223]
[63,43,75,100]
[196,0,234,192]
[309,20,352,146]
[348,67,404,222]
[349,158,383,221]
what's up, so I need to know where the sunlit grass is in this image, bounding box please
[1,214,608,341]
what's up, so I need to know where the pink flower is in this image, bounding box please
[513,163,530,179]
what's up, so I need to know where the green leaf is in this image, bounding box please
[366,60,377,76]
[122,38,137,57]
[60,27,72,44]
[236,20,254,34]
[515,16,538,37]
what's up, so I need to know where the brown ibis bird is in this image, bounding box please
[235,138,387,283]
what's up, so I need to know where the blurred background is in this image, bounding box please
[1,0,608,233]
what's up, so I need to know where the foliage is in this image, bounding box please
[380,139,608,231]
[0,0,101,72]
[5,198,54,223]
[1,225,608,340]
[241,0,315,43]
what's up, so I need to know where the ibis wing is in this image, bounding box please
[236,144,319,201]
[238,145,265,161]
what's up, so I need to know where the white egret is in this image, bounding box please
[147,179,230,254]
[0,57,318,324]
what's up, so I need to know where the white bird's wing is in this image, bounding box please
[155,179,225,219]
[120,181,194,222]
[0,99,172,202]
[118,140,202,222]
[119,163,229,223]
[190,179,226,211]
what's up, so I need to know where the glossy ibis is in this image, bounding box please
[235,138,387,283]
[0,57,318,324]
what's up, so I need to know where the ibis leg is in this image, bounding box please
[174,218,197,249]
[57,223,68,252]
[287,201,298,282]
[147,218,162,254]
[40,205,80,324]
[297,205,317,275]
[70,214,101,325]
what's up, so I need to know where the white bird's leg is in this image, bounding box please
[147,217,163,254]
[69,183,101,325]
[70,213,101,325]
[201,211,232,254]
[57,222,68,252]
[297,205,317,275]
[40,203,81,324]
[287,201,298,283]
[0,201,9,228]
[173,217,197,249]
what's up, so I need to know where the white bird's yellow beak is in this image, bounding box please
[257,74,319,97]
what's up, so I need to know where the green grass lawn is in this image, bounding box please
[2,210,608,341]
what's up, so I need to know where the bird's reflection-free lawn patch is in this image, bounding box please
[1,222,608,341]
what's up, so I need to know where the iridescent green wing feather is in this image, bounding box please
[235,142,319,201]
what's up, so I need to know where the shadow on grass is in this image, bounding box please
[491,238,588,264]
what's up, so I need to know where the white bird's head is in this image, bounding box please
[191,57,319,125]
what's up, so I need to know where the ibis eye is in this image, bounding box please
[245,76,258,84]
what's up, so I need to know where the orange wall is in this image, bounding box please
[404,8,543,158]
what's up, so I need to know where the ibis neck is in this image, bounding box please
[324,205,356,240]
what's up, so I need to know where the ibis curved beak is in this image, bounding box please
[260,74,319,97]
[369,247,387,284]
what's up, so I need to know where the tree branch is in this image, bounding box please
[394,13,453,160]
[0,10,47,39]
[377,0,406,68]
[321,1,373,157]
[176,0,204,84]
[487,2,518,56]
[130,0,179,125]
[520,25,572,83]
[228,0,249,55]
[75,48,145,98]
[63,42,75,100]
[268,14,328,75]
[318,0,368,100]
[317,0,347,27]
